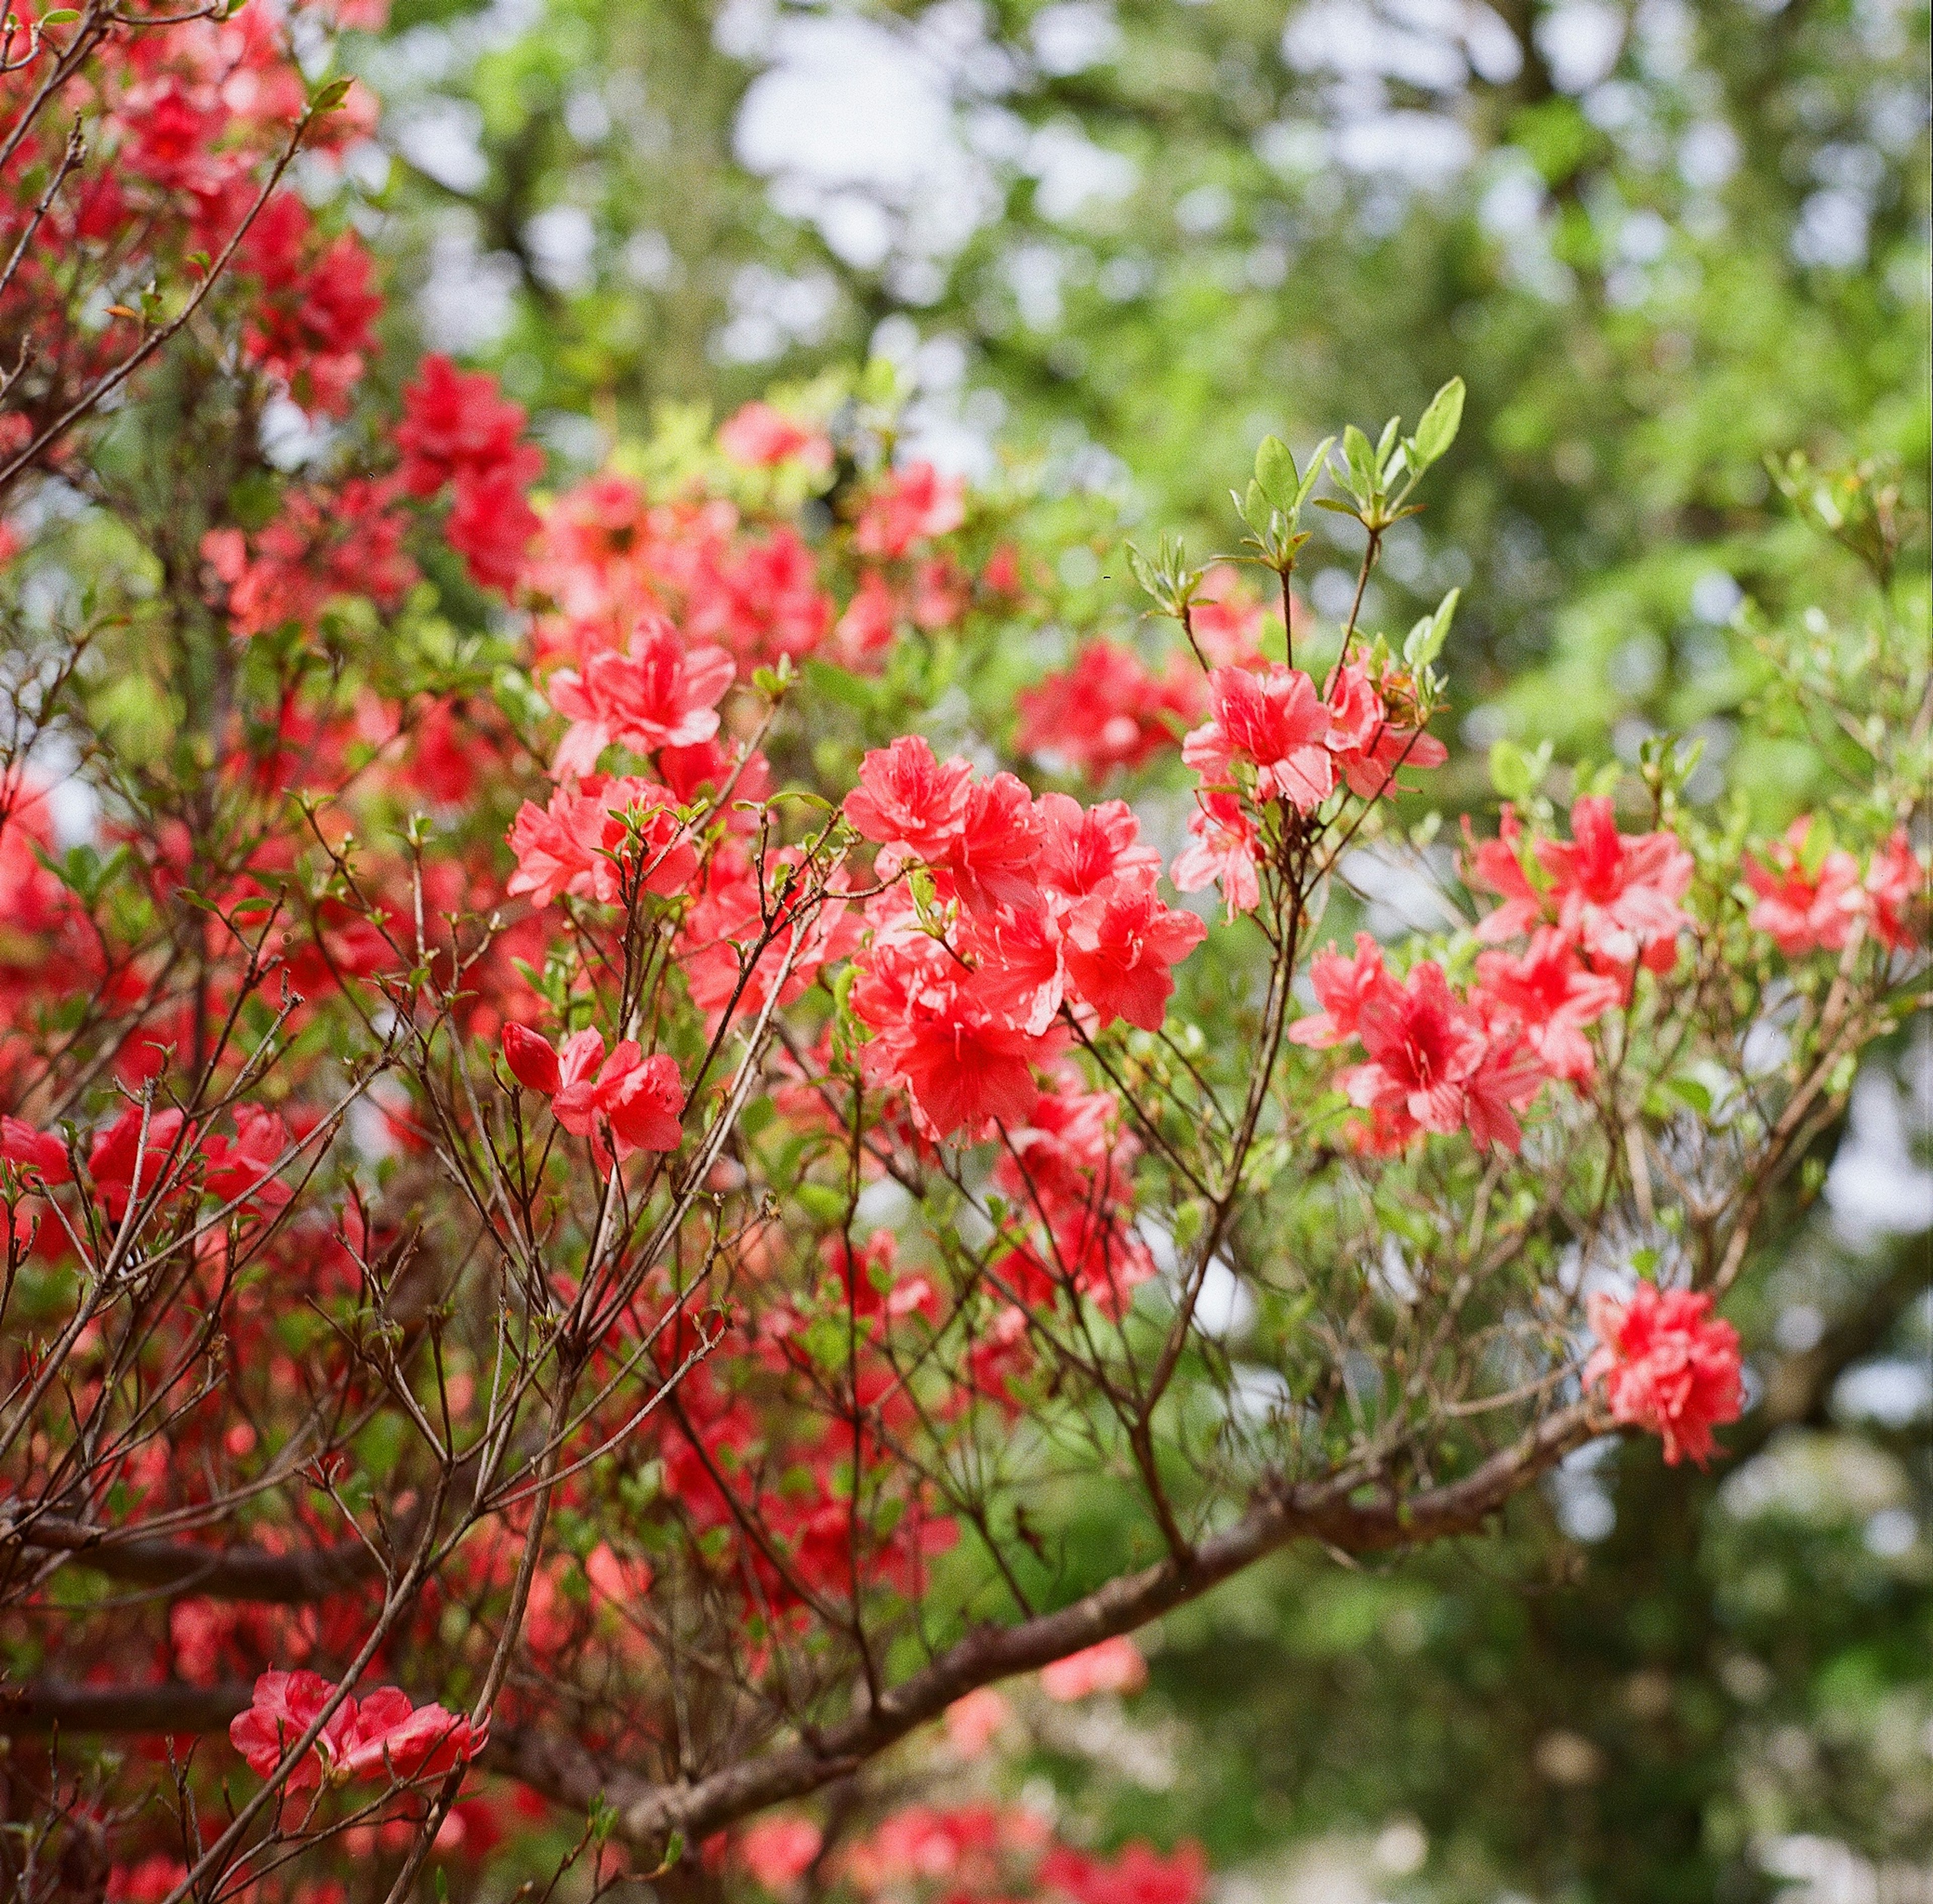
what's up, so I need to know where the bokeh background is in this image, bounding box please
[327,3,1929,1897]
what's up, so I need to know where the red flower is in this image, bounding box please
[396,355,529,496]
[229,1673,484,1789]
[550,1033,684,1162]
[330,1688,485,1783]
[587,1042,686,1157]
[854,461,965,559]
[445,458,542,593]
[1182,664,1333,810]
[1472,928,1623,1083]
[506,777,696,908]
[502,1022,562,1094]
[548,619,736,776]
[1042,1840,1208,1904]
[717,401,831,472]
[843,736,973,861]
[1324,660,1447,799]
[1743,817,1863,957]
[1865,828,1927,952]
[1534,795,1692,972]
[88,1105,192,1222]
[1336,960,1544,1153]
[202,1104,293,1212]
[1062,887,1207,1031]
[1016,642,1189,781]
[1288,934,1393,1049]
[228,1669,346,1790]
[1585,1283,1742,1467]
[735,1815,824,1891]
[1170,791,1261,919]
[2,1116,69,1185]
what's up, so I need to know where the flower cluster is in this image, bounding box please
[1744,818,1925,957]
[0,0,382,441]
[230,1670,485,1790]
[845,740,1206,1140]
[397,355,543,591]
[1585,1283,1743,1467]
[502,1023,685,1165]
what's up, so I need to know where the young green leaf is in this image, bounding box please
[1409,375,1466,471]
[1254,434,1299,512]
[1402,586,1460,670]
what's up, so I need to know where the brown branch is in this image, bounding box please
[7,1518,382,1602]
[0,1679,252,1734]
[494,1399,1602,1852]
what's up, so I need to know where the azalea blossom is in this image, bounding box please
[1040,1633,1148,1700]
[1585,1283,1742,1467]
[854,461,966,559]
[1743,816,1863,956]
[717,400,832,472]
[1335,960,1545,1153]
[229,1671,484,1789]
[548,617,736,776]
[1182,663,1334,810]
[1171,790,1263,919]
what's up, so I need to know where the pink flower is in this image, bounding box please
[718,401,832,472]
[330,1688,485,1783]
[1472,929,1623,1083]
[1035,794,1163,907]
[548,617,736,776]
[833,570,900,669]
[1535,796,1693,972]
[506,777,696,908]
[229,1669,341,1789]
[843,736,974,861]
[1062,887,1207,1031]
[552,1034,685,1163]
[854,462,966,559]
[1324,660,1448,799]
[1040,1634,1147,1701]
[1182,664,1334,810]
[736,1814,824,1892]
[1288,934,1393,1048]
[1017,642,1191,781]
[1743,817,1863,957]
[1585,1283,1742,1467]
[1171,791,1262,919]
[1336,961,1544,1153]
[944,1686,1011,1756]
[1864,828,1926,952]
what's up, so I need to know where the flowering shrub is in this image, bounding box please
[0,10,1925,1901]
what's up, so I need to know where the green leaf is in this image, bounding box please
[1488,738,1537,804]
[1342,424,1378,500]
[310,76,355,113]
[1402,586,1460,670]
[40,8,80,22]
[1254,434,1299,512]
[1297,437,1336,506]
[1410,376,1466,471]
